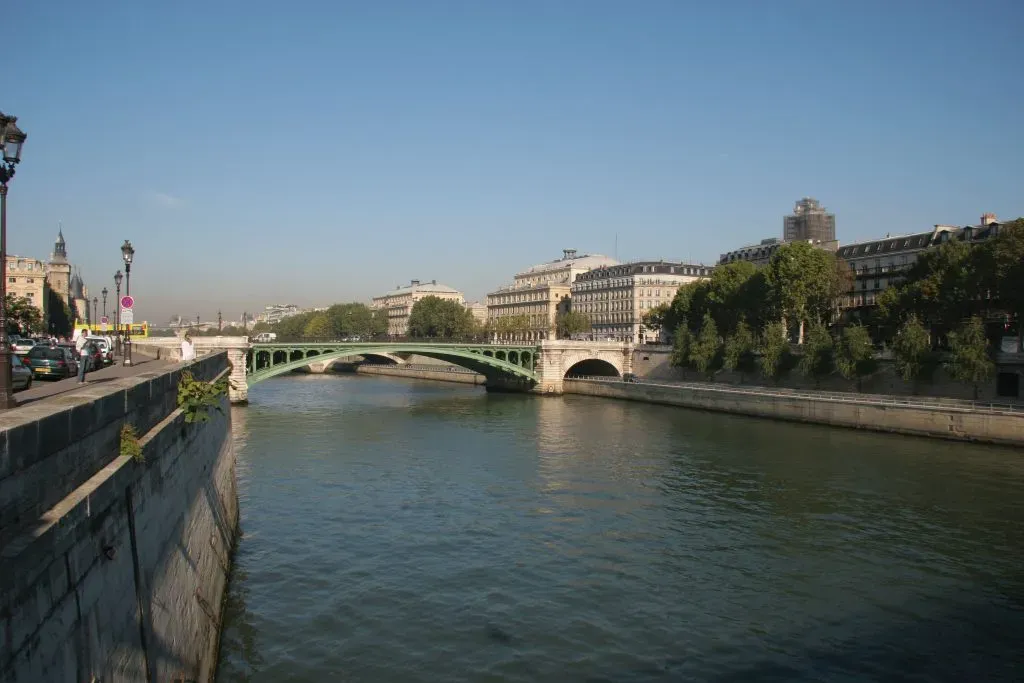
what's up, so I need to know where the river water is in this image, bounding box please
[215,374,1024,682]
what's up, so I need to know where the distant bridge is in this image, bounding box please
[132,338,633,403]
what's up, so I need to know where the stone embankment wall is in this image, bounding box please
[0,352,238,683]
[353,364,486,385]
[633,345,1024,404]
[564,379,1024,447]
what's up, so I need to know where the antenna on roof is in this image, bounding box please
[614,233,618,260]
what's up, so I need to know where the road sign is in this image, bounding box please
[120,295,134,310]
[121,309,134,325]
[100,316,109,324]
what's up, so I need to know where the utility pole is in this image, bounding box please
[218,310,222,332]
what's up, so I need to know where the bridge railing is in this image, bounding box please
[565,375,1024,416]
[360,362,478,374]
[252,336,500,345]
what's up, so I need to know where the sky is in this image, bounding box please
[5,0,1023,325]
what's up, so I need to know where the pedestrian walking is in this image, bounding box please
[181,332,196,362]
[76,328,91,383]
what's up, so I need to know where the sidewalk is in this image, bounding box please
[14,352,172,407]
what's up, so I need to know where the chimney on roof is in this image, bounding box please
[563,249,577,260]
[411,279,420,286]
[981,212,998,226]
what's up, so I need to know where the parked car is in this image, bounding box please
[11,338,35,355]
[25,345,76,380]
[85,336,114,365]
[11,354,32,391]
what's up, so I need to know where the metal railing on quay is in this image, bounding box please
[564,375,1024,416]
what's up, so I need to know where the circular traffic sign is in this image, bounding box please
[100,316,109,324]
[120,295,134,309]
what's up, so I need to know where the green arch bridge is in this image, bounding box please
[247,342,543,385]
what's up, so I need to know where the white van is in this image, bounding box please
[253,332,277,343]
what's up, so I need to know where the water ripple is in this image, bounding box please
[217,376,1024,682]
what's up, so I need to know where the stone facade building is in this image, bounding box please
[5,255,47,314]
[838,214,1004,313]
[571,261,713,344]
[486,250,618,341]
[4,229,89,333]
[372,279,465,337]
[465,301,487,326]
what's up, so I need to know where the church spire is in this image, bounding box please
[52,222,68,262]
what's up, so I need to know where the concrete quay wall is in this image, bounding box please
[353,364,486,385]
[564,379,1024,447]
[0,353,238,683]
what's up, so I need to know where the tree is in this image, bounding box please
[324,303,381,339]
[946,316,994,400]
[303,313,333,339]
[251,321,272,333]
[556,311,591,339]
[758,321,788,383]
[667,280,711,336]
[835,324,876,391]
[642,304,671,342]
[370,308,389,338]
[689,312,720,378]
[489,314,532,340]
[722,318,756,380]
[5,294,42,335]
[706,261,762,336]
[407,296,476,339]
[670,325,692,368]
[797,322,834,386]
[765,242,845,344]
[274,312,314,340]
[891,315,932,391]
[978,218,1024,351]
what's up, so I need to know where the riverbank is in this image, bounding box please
[348,363,486,386]
[564,378,1024,447]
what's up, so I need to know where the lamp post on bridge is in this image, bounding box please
[0,112,27,410]
[114,270,123,355]
[120,241,134,366]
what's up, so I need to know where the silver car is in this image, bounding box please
[12,338,35,355]
[11,354,32,391]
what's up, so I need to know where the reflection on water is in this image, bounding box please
[217,374,1024,682]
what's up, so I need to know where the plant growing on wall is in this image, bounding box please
[120,423,144,463]
[177,371,229,423]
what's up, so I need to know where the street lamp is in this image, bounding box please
[120,241,134,366]
[101,287,108,318]
[114,270,123,354]
[0,112,27,409]
[92,297,98,326]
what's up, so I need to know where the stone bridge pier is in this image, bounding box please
[489,340,633,395]
[133,336,251,403]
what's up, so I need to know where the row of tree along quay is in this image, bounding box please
[4,290,76,337]
[237,297,595,343]
[643,218,1023,400]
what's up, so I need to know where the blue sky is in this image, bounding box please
[5,0,1022,324]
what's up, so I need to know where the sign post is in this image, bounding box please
[120,296,135,366]
[100,316,109,333]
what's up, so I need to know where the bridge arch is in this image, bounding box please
[563,357,621,378]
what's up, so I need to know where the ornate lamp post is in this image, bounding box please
[101,287,108,318]
[0,113,27,409]
[218,310,222,332]
[114,270,123,354]
[120,241,135,366]
[92,297,98,326]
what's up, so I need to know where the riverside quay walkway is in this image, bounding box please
[14,352,171,407]
[564,376,1024,447]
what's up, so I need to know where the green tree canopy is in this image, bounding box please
[797,322,834,385]
[835,324,876,390]
[765,242,845,342]
[722,318,756,377]
[689,311,720,378]
[303,313,333,339]
[977,218,1024,351]
[758,321,788,382]
[407,296,476,339]
[946,316,994,399]
[670,325,692,368]
[325,303,381,339]
[891,315,932,387]
[5,295,42,335]
[556,311,591,338]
